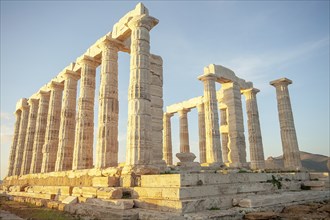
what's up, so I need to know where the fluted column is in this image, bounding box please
[196,103,206,164]
[125,14,158,168]
[73,56,98,170]
[20,98,39,175]
[12,99,29,176]
[199,74,222,166]
[222,82,247,168]
[270,78,302,170]
[41,81,64,173]
[163,112,173,165]
[7,109,22,176]
[178,108,190,153]
[219,107,229,164]
[30,91,50,173]
[55,71,79,171]
[242,88,265,170]
[96,40,119,169]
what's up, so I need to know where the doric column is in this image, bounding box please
[222,82,247,168]
[219,106,229,164]
[163,112,173,165]
[196,103,206,164]
[178,108,190,153]
[270,78,302,170]
[41,81,64,173]
[72,56,98,170]
[199,74,222,166]
[55,71,79,171]
[7,109,22,176]
[20,98,39,175]
[96,39,119,169]
[242,88,265,170]
[125,14,158,169]
[12,99,29,176]
[30,91,50,173]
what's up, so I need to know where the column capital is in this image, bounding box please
[77,55,100,68]
[127,14,159,31]
[28,98,39,105]
[242,88,260,97]
[98,38,122,51]
[63,70,80,81]
[196,103,205,112]
[49,81,64,91]
[178,108,190,116]
[270,77,292,87]
[198,73,217,82]
[164,112,174,118]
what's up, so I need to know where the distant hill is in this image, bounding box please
[265,151,329,172]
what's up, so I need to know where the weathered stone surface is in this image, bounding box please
[163,113,173,165]
[85,198,134,209]
[92,176,119,187]
[55,71,79,172]
[73,56,99,170]
[270,78,302,171]
[7,110,22,176]
[41,81,64,173]
[244,212,278,220]
[30,91,50,174]
[242,88,265,170]
[96,39,119,169]
[62,196,78,204]
[96,187,123,199]
[178,108,190,153]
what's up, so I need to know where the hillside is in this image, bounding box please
[265,151,329,172]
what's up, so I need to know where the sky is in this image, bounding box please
[1,1,329,179]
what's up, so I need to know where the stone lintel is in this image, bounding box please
[166,96,204,114]
[204,64,253,89]
[270,77,292,87]
[127,14,159,31]
[112,3,150,40]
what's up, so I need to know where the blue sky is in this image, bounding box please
[1,1,329,179]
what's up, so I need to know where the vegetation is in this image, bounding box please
[267,175,282,189]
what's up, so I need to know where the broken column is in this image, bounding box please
[30,90,50,174]
[73,56,98,170]
[196,103,206,164]
[96,39,120,169]
[12,98,29,176]
[270,78,302,170]
[199,74,222,166]
[20,98,39,175]
[7,109,22,176]
[222,82,247,168]
[55,71,79,171]
[124,14,159,172]
[242,88,265,170]
[178,108,190,153]
[41,81,64,173]
[163,112,173,165]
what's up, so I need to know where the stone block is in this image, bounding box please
[85,198,134,210]
[96,187,123,199]
[120,174,135,187]
[92,176,119,187]
[62,196,78,204]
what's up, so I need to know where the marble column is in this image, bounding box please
[178,108,190,153]
[222,82,247,168]
[55,71,79,171]
[199,74,222,166]
[73,56,98,170]
[219,107,230,164]
[163,112,173,165]
[12,99,29,176]
[196,103,206,164]
[242,88,265,170]
[125,14,158,169]
[41,81,64,173]
[270,78,302,170]
[20,98,39,175]
[7,109,22,176]
[96,40,119,169]
[30,91,50,174]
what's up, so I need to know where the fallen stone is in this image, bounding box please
[97,187,123,199]
[62,196,78,204]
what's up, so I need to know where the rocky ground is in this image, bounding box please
[0,195,329,220]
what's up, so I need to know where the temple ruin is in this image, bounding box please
[1,3,328,219]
